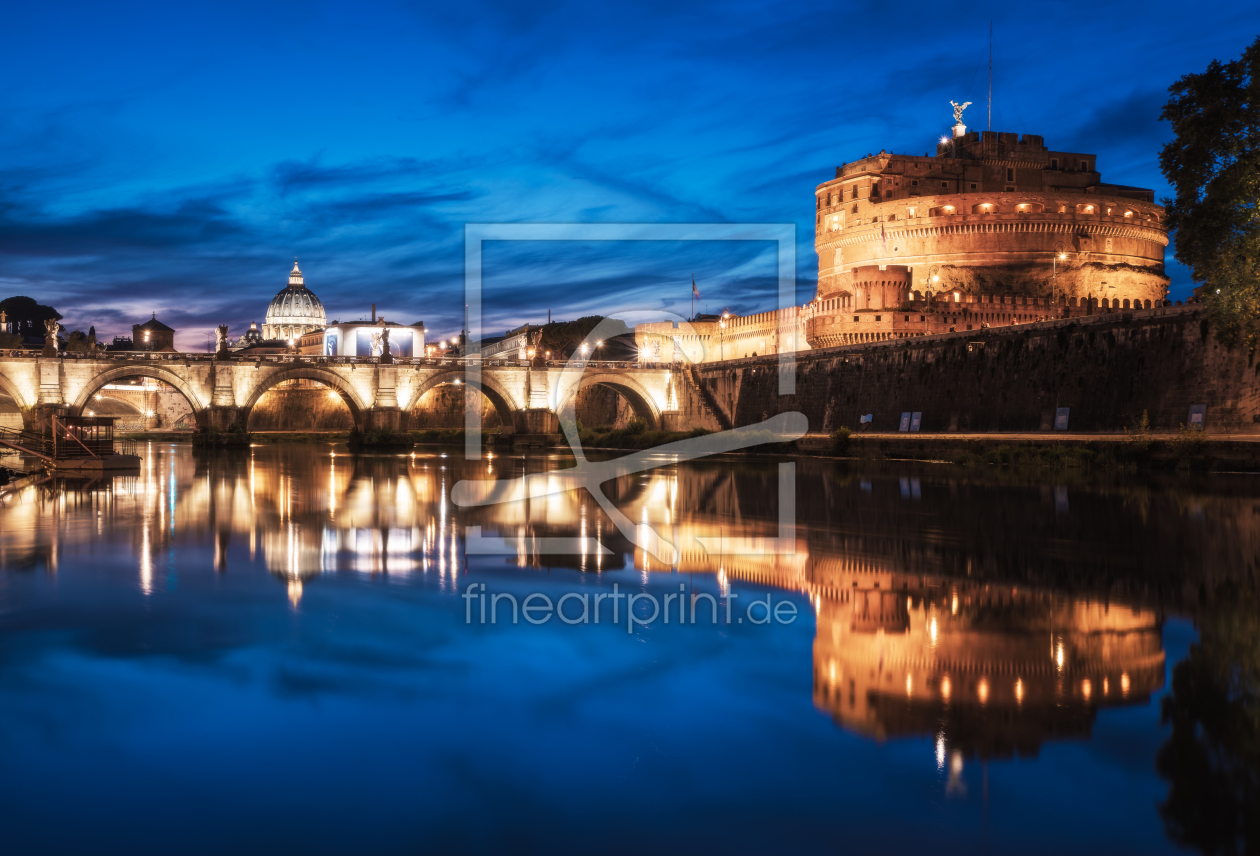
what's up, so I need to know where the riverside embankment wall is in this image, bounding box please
[692,306,1258,434]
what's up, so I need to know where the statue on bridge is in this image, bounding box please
[42,318,61,356]
[216,325,230,355]
[378,325,393,364]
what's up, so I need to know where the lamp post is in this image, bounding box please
[927,265,942,301]
[595,340,603,363]
[719,312,729,361]
[1052,242,1071,316]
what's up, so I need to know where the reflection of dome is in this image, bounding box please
[262,261,326,340]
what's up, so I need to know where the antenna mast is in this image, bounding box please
[988,21,993,131]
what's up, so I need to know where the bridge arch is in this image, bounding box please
[68,365,207,423]
[0,369,33,429]
[405,370,522,434]
[240,366,369,430]
[555,372,662,430]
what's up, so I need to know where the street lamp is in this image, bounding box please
[719,312,729,361]
[927,265,942,301]
[1053,242,1072,315]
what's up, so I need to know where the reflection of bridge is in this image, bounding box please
[0,448,1171,768]
[0,352,685,433]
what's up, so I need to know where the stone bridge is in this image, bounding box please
[0,352,687,434]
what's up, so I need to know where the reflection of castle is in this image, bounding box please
[807,556,1164,761]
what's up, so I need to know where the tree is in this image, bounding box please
[65,331,92,353]
[0,296,62,337]
[1160,37,1260,347]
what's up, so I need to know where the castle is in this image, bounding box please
[636,106,1170,361]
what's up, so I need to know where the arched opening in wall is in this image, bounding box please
[75,375,197,431]
[1076,203,1096,215]
[0,393,22,431]
[247,378,356,432]
[409,383,504,433]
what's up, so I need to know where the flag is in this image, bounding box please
[692,275,700,299]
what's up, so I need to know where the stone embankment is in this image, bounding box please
[691,306,1254,435]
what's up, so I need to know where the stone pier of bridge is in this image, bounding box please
[0,353,689,436]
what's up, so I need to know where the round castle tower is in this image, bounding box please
[808,115,1169,347]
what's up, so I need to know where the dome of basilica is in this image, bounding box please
[263,261,326,341]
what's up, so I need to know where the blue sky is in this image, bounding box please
[0,0,1255,348]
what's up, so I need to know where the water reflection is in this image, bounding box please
[2,443,1258,852]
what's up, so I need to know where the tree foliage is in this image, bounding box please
[538,315,631,359]
[1160,37,1260,347]
[0,296,62,337]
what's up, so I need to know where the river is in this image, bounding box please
[0,442,1255,854]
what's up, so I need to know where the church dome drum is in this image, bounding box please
[263,261,327,341]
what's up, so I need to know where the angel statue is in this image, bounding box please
[950,100,972,124]
[216,325,229,353]
[370,327,384,357]
[44,317,61,352]
[378,325,393,363]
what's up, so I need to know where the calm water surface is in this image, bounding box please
[1,442,1256,854]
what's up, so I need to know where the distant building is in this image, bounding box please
[263,262,326,342]
[481,324,537,360]
[232,321,264,350]
[298,328,325,355]
[133,314,176,351]
[323,311,424,358]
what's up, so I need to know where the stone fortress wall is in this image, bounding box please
[690,306,1260,434]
